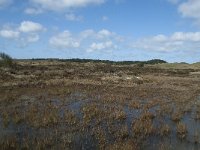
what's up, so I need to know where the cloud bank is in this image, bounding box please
[0,21,45,45]
[49,29,122,52]
[132,32,200,52]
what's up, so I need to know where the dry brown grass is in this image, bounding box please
[129,101,141,109]
[0,135,18,149]
[114,109,127,121]
[132,117,154,137]
[176,122,187,139]
[106,141,137,150]
[171,111,183,122]
[160,124,171,136]
[64,111,78,126]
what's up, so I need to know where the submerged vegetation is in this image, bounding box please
[0,58,200,149]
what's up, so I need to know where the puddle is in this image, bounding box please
[124,105,142,131]
[67,101,85,119]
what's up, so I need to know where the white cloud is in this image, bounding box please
[19,21,45,33]
[152,34,168,42]
[0,29,20,39]
[0,0,12,8]
[49,30,80,49]
[24,8,43,15]
[131,32,200,52]
[98,29,112,36]
[88,41,117,52]
[30,0,105,11]
[97,29,113,39]
[171,32,200,41]
[81,29,118,40]
[0,21,45,46]
[49,29,123,52]
[79,29,123,41]
[65,13,83,21]
[178,0,200,24]
[80,29,95,39]
[97,29,124,42]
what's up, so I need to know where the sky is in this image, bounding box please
[0,0,200,63]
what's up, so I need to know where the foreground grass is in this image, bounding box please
[0,60,200,149]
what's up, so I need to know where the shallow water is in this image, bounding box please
[1,93,200,149]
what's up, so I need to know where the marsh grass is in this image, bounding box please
[91,126,107,149]
[64,111,79,126]
[132,118,154,137]
[106,140,137,150]
[13,112,24,124]
[114,109,127,121]
[115,125,129,140]
[0,60,200,149]
[129,101,141,109]
[176,122,187,139]
[0,88,199,149]
[171,111,183,122]
[160,124,171,136]
[0,135,18,150]
[2,112,9,128]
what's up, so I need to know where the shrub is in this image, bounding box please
[176,122,187,139]
[0,52,13,67]
[146,59,167,64]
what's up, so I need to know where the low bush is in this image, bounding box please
[0,52,14,67]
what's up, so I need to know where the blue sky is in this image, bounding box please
[0,0,200,63]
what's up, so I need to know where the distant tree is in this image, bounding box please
[179,62,188,64]
[146,59,167,64]
[0,52,14,67]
